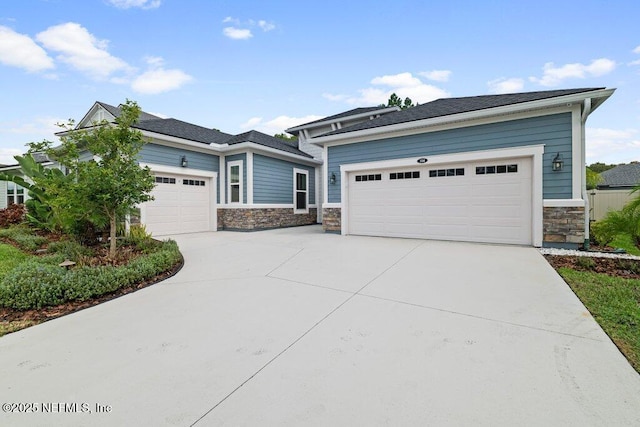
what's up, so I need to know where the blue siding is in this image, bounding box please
[225,153,247,204]
[253,154,315,204]
[139,143,220,202]
[327,113,573,202]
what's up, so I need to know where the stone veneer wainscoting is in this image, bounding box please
[322,208,341,233]
[543,206,585,246]
[218,208,317,231]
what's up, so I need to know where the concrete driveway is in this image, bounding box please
[1,225,639,426]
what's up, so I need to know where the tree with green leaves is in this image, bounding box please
[586,167,602,190]
[382,93,415,110]
[27,100,155,258]
[274,133,298,142]
[588,162,619,173]
[0,154,69,230]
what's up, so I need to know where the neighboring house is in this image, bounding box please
[1,102,321,235]
[291,88,614,249]
[588,162,640,221]
[597,163,640,189]
[0,153,54,209]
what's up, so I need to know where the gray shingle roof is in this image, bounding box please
[599,163,640,188]
[225,130,312,158]
[321,88,605,137]
[134,118,233,145]
[82,101,312,157]
[291,106,396,129]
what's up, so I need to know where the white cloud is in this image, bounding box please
[222,18,275,39]
[7,116,65,135]
[487,77,524,94]
[241,115,324,135]
[586,127,640,164]
[223,27,253,40]
[0,148,23,165]
[222,17,239,24]
[529,58,616,87]
[131,57,192,94]
[0,26,54,72]
[419,70,451,82]
[240,117,263,128]
[106,0,161,9]
[629,59,640,66]
[327,72,449,106]
[0,116,65,163]
[36,22,131,80]
[634,45,640,54]
[258,20,275,32]
[371,72,422,88]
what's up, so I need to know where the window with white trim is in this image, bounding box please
[227,160,243,204]
[294,168,308,213]
[7,181,25,205]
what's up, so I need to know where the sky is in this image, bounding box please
[0,0,639,166]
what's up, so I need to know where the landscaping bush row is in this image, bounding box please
[0,240,181,310]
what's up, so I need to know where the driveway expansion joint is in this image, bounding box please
[357,292,604,342]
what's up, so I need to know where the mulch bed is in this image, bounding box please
[544,255,640,279]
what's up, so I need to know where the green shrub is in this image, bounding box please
[590,220,618,247]
[0,226,48,252]
[0,261,67,309]
[0,239,181,310]
[47,240,94,261]
[596,205,640,248]
[123,224,159,252]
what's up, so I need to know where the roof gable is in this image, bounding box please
[225,130,312,158]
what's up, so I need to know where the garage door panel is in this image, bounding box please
[143,173,212,236]
[347,157,532,245]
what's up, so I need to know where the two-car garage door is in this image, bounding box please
[347,157,532,245]
[143,173,213,236]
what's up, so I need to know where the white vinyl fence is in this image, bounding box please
[588,189,636,221]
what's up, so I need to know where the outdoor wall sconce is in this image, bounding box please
[181,155,188,168]
[330,172,336,185]
[552,153,563,171]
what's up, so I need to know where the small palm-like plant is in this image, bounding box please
[595,183,640,247]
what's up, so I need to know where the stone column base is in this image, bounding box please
[543,206,585,246]
[322,208,341,233]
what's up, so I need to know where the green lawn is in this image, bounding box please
[610,233,640,256]
[0,243,30,279]
[559,268,640,372]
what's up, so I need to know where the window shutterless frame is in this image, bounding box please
[293,168,308,213]
[227,160,243,204]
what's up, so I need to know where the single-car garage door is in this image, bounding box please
[347,157,532,245]
[143,173,212,236]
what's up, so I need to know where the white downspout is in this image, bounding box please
[581,98,592,249]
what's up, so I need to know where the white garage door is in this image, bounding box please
[143,173,212,236]
[348,157,532,245]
